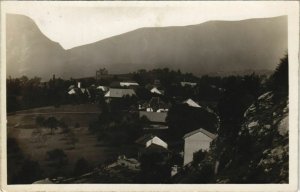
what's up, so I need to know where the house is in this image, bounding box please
[139,143,170,155]
[96,85,109,92]
[150,87,164,95]
[136,134,168,149]
[139,111,167,123]
[180,82,197,87]
[183,128,217,166]
[136,134,169,158]
[68,82,84,95]
[183,98,202,108]
[81,88,86,93]
[104,88,135,98]
[145,97,170,112]
[106,155,140,171]
[120,82,139,87]
[68,89,76,95]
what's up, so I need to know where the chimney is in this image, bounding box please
[78,82,81,88]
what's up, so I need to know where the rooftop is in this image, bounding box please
[183,128,217,139]
[104,88,135,98]
[139,111,167,123]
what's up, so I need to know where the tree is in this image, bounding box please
[193,150,207,166]
[35,115,45,127]
[46,149,68,168]
[73,158,91,176]
[166,104,218,142]
[269,54,288,100]
[14,159,43,184]
[60,120,70,134]
[139,152,171,183]
[44,117,59,134]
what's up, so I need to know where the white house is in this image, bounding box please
[183,98,202,108]
[96,85,109,92]
[136,134,168,149]
[104,88,135,98]
[181,82,197,87]
[120,82,139,87]
[183,128,217,166]
[150,87,163,95]
[67,82,83,95]
[68,89,76,95]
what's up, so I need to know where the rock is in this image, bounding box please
[264,125,271,129]
[248,121,259,128]
[258,92,272,101]
[278,116,288,136]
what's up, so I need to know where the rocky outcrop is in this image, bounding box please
[240,91,288,183]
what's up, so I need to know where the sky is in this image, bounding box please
[2,1,292,50]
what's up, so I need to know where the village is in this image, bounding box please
[60,68,219,183]
[7,67,224,183]
[7,53,289,184]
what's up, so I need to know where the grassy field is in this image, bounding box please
[7,104,137,179]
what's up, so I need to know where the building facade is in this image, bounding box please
[183,128,217,166]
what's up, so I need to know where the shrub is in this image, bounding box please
[46,149,68,168]
[13,159,43,184]
[73,158,91,177]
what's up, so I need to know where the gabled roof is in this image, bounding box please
[150,87,163,95]
[120,82,139,87]
[68,89,76,95]
[135,134,155,145]
[81,88,86,93]
[183,128,217,140]
[139,111,167,123]
[104,88,135,98]
[141,143,170,153]
[96,85,108,92]
[183,98,201,108]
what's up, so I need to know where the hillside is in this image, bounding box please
[7,14,287,79]
[6,14,67,79]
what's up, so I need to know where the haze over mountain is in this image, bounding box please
[7,14,287,80]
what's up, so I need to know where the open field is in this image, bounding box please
[7,104,138,178]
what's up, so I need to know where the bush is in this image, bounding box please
[73,158,91,177]
[269,54,288,100]
[13,159,43,184]
[44,117,59,134]
[46,149,68,168]
[35,115,45,127]
[193,150,207,166]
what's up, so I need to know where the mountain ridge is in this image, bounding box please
[7,14,287,80]
[68,15,287,50]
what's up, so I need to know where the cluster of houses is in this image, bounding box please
[67,79,217,177]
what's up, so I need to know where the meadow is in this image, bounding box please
[7,104,137,179]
